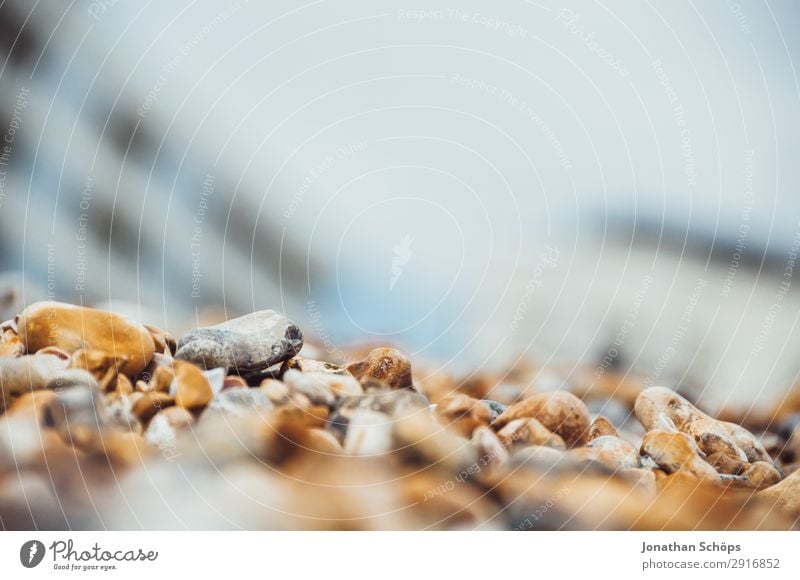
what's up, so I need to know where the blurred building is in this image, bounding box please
[1,0,799,408]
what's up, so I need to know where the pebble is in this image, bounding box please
[346,347,413,390]
[282,368,362,404]
[4,295,800,530]
[343,410,393,455]
[759,468,800,512]
[0,327,24,357]
[496,417,567,450]
[144,324,176,355]
[304,428,343,455]
[144,412,178,449]
[338,385,429,419]
[583,435,640,470]
[493,391,590,447]
[280,357,350,376]
[175,310,303,375]
[435,394,494,437]
[69,349,122,392]
[260,378,290,405]
[635,386,773,471]
[0,355,64,410]
[50,383,106,447]
[641,430,720,482]
[171,361,214,412]
[481,399,507,422]
[204,387,274,417]
[472,425,510,467]
[588,416,619,440]
[132,391,175,423]
[104,393,142,433]
[742,461,782,488]
[16,301,155,375]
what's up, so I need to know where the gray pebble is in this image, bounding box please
[204,387,274,418]
[176,310,303,375]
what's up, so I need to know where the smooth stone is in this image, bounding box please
[759,468,800,512]
[132,391,175,423]
[0,355,87,412]
[16,301,155,375]
[282,369,362,404]
[171,361,214,412]
[204,387,274,417]
[481,399,507,423]
[51,383,106,446]
[0,328,24,357]
[343,410,393,456]
[346,348,413,390]
[493,391,591,447]
[640,430,720,482]
[175,310,303,375]
[280,357,349,376]
[338,386,429,419]
[144,413,178,449]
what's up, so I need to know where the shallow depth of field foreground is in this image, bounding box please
[1,299,799,530]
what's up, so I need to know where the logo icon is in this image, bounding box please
[389,234,414,290]
[20,540,45,568]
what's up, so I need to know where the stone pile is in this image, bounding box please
[0,300,799,529]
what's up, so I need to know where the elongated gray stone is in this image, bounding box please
[175,310,303,376]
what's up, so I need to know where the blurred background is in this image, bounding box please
[0,0,799,410]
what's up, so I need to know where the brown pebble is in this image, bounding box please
[260,378,290,405]
[588,416,619,440]
[223,375,248,389]
[706,451,746,475]
[346,347,413,390]
[69,349,122,392]
[436,394,494,438]
[497,417,567,450]
[759,468,800,512]
[0,327,24,357]
[144,324,176,355]
[635,387,770,465]
[17,301,155,375]
[641,430,720,482]
[742,461,782,488]
[493,391,590,447]
[173,361,214,412]
[161,405,195,429]
[132,391,175,423]
[115,374,134,395]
